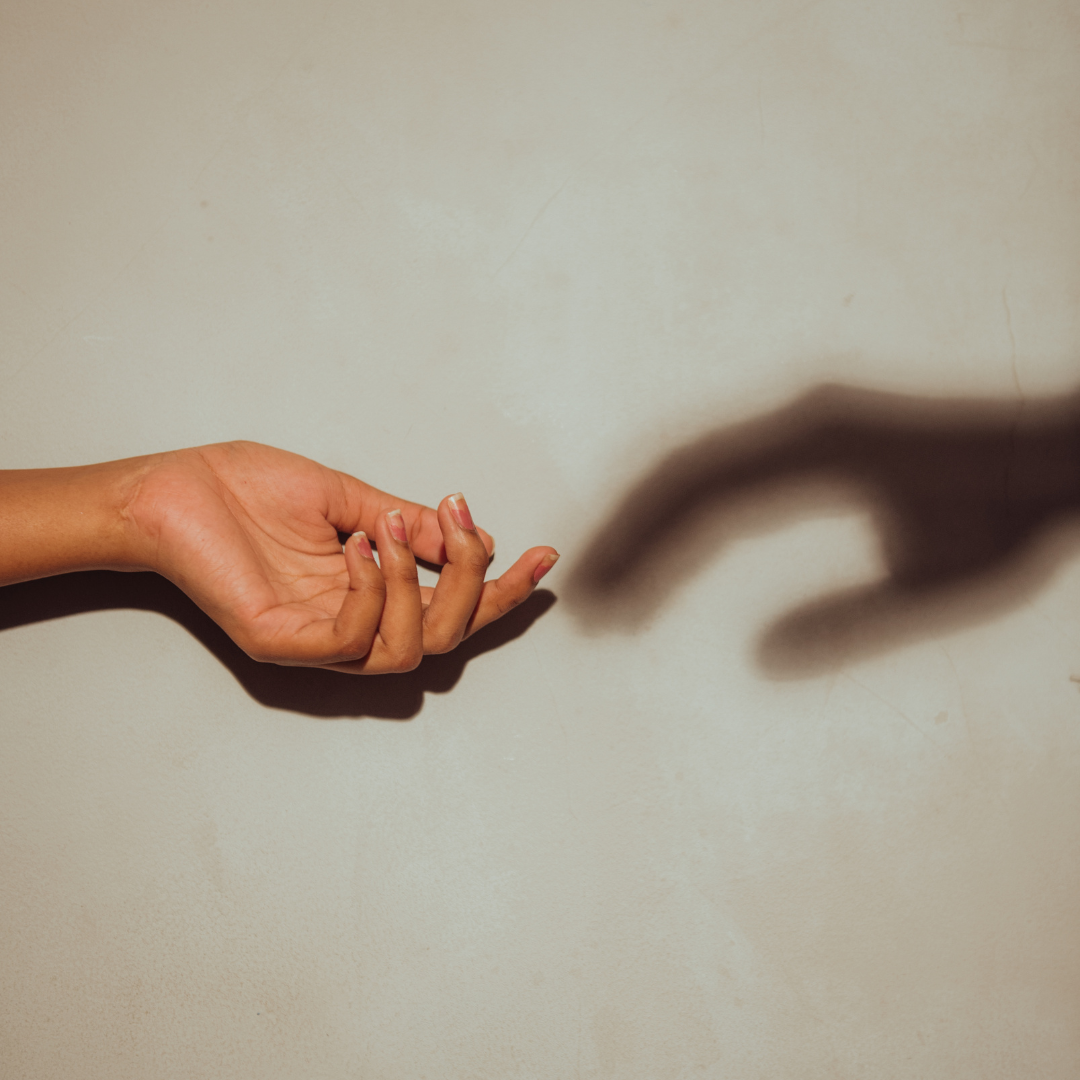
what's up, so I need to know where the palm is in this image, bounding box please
[133,443,414,657]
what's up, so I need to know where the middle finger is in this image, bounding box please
[366,508,424,672]
[421,493,490,654]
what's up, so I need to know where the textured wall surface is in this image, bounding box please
[3,1,1080,1076]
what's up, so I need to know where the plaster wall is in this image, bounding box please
[2,1,1080,1076]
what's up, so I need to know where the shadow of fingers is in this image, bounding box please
[0,571,557,719]
[757,522,1080,677]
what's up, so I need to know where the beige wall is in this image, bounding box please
[3,1,1080,1075]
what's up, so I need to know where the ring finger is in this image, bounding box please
[420,493,491,654]
[361,508,424,673]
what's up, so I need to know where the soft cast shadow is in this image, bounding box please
[0,571,557,718]
[567,383,1080,677]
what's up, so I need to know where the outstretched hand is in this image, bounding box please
[122,442,558,673]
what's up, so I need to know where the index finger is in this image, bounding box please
[327,471,494,565]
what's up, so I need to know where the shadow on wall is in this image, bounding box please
[566,382,1080,678]
[0,572,556,719]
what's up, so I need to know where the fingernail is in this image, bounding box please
[352,532,374,560]
[448,492,475,532]
[532,551,559,583]
[386,509,408,544]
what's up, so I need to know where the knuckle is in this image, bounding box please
[460,547,491,576]
[488,581,523,618]
[494,591,523,618]
[354,575,386,601]
[335,634,373,662]
[388,645,423,673]
[393,566,420,588]
[424,627,461,655]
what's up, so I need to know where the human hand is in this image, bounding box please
[123,441,558,672]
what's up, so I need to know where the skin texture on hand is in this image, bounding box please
[0,441,559,673]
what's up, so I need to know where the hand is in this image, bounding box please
[123,441,559,672]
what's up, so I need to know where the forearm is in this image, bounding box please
[0,458,152,586]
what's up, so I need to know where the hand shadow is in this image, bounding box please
[566,383,1080,677]
[0,571,557,718]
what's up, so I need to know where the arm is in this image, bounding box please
[0,457,151,585]
[0,443,559,673]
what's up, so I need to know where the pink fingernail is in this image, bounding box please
[353,532,374,560]
[447,492,475,532]
[386,509,408,544]
[532,552,559,583]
